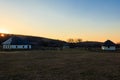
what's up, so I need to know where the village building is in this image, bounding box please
[101,40,116,50]
[2,36,31,49]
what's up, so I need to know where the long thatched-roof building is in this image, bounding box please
[2,36,31,49]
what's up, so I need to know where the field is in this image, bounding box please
[0,49,120,80]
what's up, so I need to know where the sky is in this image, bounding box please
[0,0,120,42]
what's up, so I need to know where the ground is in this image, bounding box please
[0,49,120,80]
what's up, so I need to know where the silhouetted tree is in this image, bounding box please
[67,38,74,43]
[75,38,82,43]
[67,38,82,43]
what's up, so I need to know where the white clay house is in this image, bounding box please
[101,40,116,51]
[2,36,32,49]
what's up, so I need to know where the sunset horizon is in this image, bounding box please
[0,32,119,44]
[0,0,120,43]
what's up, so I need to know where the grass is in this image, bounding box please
[0,49,120,80]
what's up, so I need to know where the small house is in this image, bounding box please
[2,36,31,49]
[102,40,116,50]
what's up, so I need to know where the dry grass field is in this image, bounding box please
[0,49,120,80]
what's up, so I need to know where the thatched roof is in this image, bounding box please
[2,36,30,45]
[102,40,116,46]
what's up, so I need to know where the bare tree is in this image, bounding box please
[117,42,120,44]
[75,38,82,43]
[67,38,82,43]
[67,38,74,43]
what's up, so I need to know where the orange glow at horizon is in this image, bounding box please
[0,34,5,37]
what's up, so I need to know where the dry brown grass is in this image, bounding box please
[0,49,120,80]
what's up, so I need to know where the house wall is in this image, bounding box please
[101,46,116,50]
[3,45,32,49]
[28,45,32,49]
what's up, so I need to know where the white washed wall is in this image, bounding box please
[29,45,32,49]
[102,46,116,50]
[3,45,32,49]
[11,45,17,49]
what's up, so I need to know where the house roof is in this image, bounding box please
[102,40,116,46]
[2,36,30,45]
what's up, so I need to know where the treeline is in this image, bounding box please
[67,38,102,48]
[68,41,102,48]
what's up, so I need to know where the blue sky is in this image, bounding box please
[0,0,120,42]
